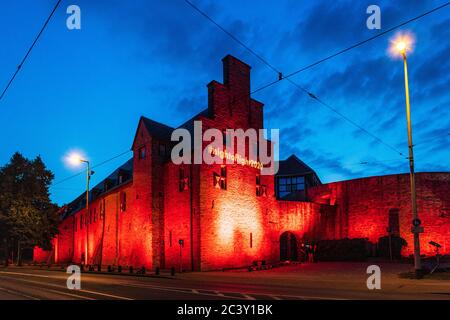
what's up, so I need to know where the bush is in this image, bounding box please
[315,238,371,261]
[377,236,407,259]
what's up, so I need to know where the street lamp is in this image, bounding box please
[389,32,422,278]
[66,152,93,266]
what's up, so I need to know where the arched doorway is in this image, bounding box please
[280,231,298,261]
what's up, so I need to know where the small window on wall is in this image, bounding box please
[120,192,127,212]
[388,209,400,236]
[94,208,97,222]
[250,233,253,248]
[256,174,267,197]
[138,146,146,160]
[80,215,83,230]
[213,166,227,190]
[99,201,104,220]
[74,217,77,232]
[179,167,189,192]
[159,143,166,157]
[169,231,172,247]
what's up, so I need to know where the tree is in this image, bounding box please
[0,152,59,266]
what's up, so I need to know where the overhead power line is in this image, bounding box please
[183,0,426,156]
[0,0,62,102]
[51,149,132,187]
[414,132,450,147]
[283,2,450,80]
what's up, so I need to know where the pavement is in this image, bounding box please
[0,262,449,300]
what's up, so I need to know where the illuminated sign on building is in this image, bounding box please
[208,146,264,170]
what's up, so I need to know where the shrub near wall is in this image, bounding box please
[377,236,407,259]
[315,238,371,261]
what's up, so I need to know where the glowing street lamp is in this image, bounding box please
[66,152,93,266]
[389,32,422,277]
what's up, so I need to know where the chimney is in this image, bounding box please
[222,55,250,96]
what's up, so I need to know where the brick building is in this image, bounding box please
[34,55,450,270]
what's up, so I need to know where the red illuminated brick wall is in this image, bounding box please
[34,55,450,271]
[308,172,450,256]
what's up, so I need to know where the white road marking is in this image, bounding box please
[0,274,133,300]
[0,286,40,300]
[269,295,282,300]
[214,291,224,296]
[0,271,51,278]
[242,293,256,300]
[41,288,96,300]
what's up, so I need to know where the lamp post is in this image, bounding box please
[390,34,422,278]
[67,152,93,266]
[80,159,91,266]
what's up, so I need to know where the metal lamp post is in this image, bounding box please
[392,36,423,278]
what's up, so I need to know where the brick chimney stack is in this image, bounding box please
[222,55,251,97]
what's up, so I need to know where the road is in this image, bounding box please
[0,263,449,300]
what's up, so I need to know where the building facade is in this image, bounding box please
[34,55,450,270]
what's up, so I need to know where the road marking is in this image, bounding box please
[214,291,224,296]
[242,293,256,300]
[0,286,40,300]
[0,271,51,278]
[0,274,133,300]
[41,288,96,300]
[269,295,282,300]
[121,281,348,300]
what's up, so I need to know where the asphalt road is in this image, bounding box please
[0,263,449,300]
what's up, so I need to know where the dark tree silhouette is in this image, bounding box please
[0,152,59,266]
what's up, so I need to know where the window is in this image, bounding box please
[74,217,77,232]
[277,176,305,198]
[159,143,166,156]
[169,231,172,247]
[179,167,189,192]
[100,199,105,220]
[120,192,127,212]
[388,209,400,235]
[138,146,146,160]
[213,166,227,190]
[256,174,267,197]
[94,208,97,222]
[80,215,83,230]
[250,233,253,248]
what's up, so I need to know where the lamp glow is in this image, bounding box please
[64,150,87,167]
[389,31,415,57]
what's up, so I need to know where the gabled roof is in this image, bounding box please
[276,155,321,182]
[141,116,175,141]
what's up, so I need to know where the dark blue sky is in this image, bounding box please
[1,0,449,205]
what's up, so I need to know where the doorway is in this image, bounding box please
[280,231,298,261]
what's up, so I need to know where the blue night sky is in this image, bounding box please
[1,0,449,206]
